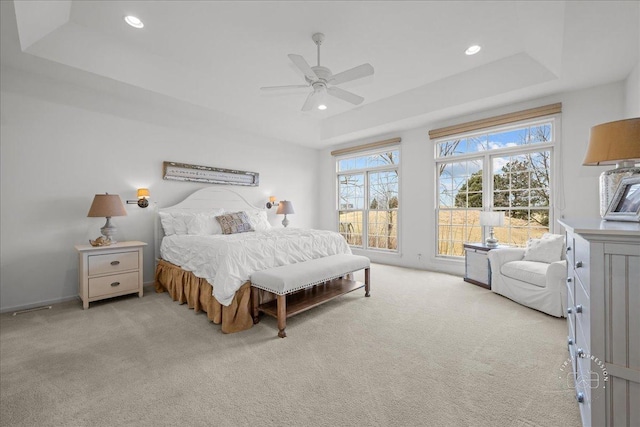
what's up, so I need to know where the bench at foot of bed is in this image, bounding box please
[250,254,370,338]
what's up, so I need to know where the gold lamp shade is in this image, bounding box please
[137,188,150,199]
[582,118,640,217]
[583,118,640,165]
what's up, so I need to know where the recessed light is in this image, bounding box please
[465,45,481,55]
[317,104,327,110]
[124,15,144,29]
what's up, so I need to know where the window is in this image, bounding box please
[435,119,556,257]
[337,149,399,251]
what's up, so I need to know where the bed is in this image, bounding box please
[154,187,352,333]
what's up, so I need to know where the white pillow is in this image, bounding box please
[186,209,225,235]
[243,210,271,231]
[523,233,565,263]
[159,212,176,236]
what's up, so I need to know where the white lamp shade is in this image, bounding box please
[479,211,504,227]
[276,201,295,215]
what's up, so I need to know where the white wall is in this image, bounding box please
[319,81,626,276]
[0,67,320,312]
[625,60,640,117]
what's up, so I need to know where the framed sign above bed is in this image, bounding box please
[163,161,259,186]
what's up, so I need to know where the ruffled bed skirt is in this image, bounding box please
[154,259,254,333]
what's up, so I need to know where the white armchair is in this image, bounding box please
[487,246,567,317]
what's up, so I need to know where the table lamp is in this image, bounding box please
[480,211,505,247]
[276,200,295,227]
[583,118,640,217]
[87,193,127,243]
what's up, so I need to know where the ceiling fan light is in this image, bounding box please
[124,15,144,29]
[465,45,481,55]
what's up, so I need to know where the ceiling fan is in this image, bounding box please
[260,33,374,111]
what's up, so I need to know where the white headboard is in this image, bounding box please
[154,187,264,263]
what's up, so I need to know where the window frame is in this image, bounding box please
[433,117,558,259]
[335,145,401,253]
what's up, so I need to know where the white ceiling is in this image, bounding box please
[1,1,638,148]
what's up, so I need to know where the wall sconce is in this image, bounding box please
[127,188,150,208]
[266,196,279,209]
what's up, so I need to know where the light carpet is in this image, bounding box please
[0,264,581,426]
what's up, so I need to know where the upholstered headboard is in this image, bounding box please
[154,187,264,263]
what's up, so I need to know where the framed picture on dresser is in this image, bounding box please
[604,176,640,222]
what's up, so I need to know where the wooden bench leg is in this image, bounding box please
[365,267,370,297]
[277,294,287,338]
[251,287,260,324]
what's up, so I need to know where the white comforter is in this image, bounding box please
[160,228,352,306]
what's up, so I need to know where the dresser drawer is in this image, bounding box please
[88,271,139,297]
[573,235,590,295]
[88,251,138,276]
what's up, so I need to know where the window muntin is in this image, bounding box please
[337,149,399,252]
[435,119,555,257]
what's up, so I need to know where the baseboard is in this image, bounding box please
[0,281,158,314]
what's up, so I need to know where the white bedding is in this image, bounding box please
[160,228,352,306]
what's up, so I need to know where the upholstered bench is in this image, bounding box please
[250,254,370,338]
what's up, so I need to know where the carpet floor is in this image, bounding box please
[0,263,580,426]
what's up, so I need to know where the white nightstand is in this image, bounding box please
[75,241,147,309]
[463,242,510,289]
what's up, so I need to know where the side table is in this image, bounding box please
[463,242,509,289]
[75,241,147,309]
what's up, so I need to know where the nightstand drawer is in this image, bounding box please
[89,271,139,297]
[88,251,138,276]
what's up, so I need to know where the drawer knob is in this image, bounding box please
[111,261,120,266]
[577,348,585,358]
[567,277,572,283]
[576,392,585,403]
[575,304,583,314]
[567,307,573,314]
[575,261,583,268]
[110,282,120,287]
[566,246,572,252]
[567,337,574,345]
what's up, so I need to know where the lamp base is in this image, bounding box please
[485,228,499,247]
[100,217,118,244]
[281,215,289,228]
[600,163,640,217]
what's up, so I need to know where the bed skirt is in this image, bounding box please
[154,259,254,334]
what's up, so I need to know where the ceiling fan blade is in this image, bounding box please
[327,86,364,105]
[301,91,316,111]
[330,63,374,85]
[288,54,318,81]
[260,84,309,91]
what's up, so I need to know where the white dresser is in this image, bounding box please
[558,219,640,427]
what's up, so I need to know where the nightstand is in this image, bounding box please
[75,241,147,309]
[463,242,509,289]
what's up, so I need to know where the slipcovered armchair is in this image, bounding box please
[487,234,567,318]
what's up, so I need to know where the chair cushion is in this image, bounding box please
[500,260,549,288]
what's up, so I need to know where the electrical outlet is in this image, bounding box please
[417,253,422,260]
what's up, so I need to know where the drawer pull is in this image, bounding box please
[576,392,585,403]
[567,337,574,345]
[566,246,572,252]
[567,277,572,283]
[110,282,120,287]
[577,348,585,358]
[110,261,120,266]
[575,261,583,268]
[575,304,583,314]
[567,307,573,314]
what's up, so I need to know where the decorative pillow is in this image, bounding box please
[186,209,225,235]
[216,211,254,235]
[522,233,565,264]
[244,210,271,231]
